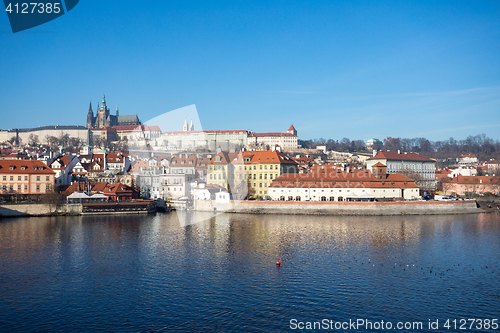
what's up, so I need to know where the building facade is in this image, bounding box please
[0,160,55,195]
[86,94,141,129]
[366,151,436,191]
[207,150,299,198]
[268,169,420,202]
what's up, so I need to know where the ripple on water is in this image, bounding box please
[0,213,499,331]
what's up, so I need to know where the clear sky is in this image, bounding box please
[1,0,500,142]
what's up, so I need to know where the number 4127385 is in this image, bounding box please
[5,2,61,14]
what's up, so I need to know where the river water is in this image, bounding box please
[0,212,499,332]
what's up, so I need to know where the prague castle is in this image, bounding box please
[87,94,141,129]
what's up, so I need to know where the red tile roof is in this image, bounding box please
[269,170,418,189]
[144,125,161,132]
[288,124,296,131]
[162,130,248,135]
[0,160,55,175]
[451,175,499,185]
[372,162,386,167]
[368,151,434,162]
[171,155,197,167]
[248,132,296,137]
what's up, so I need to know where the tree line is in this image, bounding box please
[300,134,500,161]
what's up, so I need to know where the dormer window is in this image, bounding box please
[9,166,14,170]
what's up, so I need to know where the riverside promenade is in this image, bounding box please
[194,200,481,216]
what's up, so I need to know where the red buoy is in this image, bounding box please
[276,259,281,265]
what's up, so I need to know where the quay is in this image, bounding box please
[193,199,482,216]
[0,200,158,217]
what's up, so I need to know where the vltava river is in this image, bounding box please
[0,212,499,332]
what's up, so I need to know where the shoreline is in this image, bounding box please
[193,199,483,216]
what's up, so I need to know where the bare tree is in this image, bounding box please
[28,134,39,146]
[399,168,425,189]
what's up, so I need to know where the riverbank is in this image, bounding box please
[0,203,82,217]
[194,199,482,215]
[0,201,156,218]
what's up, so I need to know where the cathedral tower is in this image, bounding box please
[86,101,94,128]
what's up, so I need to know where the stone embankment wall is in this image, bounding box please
[194,200,480,216]
[0,204,82,217]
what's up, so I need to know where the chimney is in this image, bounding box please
[398,150,401,154]
[372,150,377,157]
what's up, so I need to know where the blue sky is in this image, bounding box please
[1,0,500,141]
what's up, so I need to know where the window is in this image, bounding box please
[17,185,21,191]
[36,185,41,191]
[280,196,285,201]
[253,166,256,170]
[260,165,262,169]
[329,197,335,201]
[9,185,13,191]
[259,183,262,187]
[295,196,301,201]
[46,176,50,181]
[46,184,50,191]
[36,176,40,181]
[209,174,212,179]
[24,185,27,191]
[10,176,13,181]
[2,176,5,181]
[18,176,21,181]
[259,174,262,179]
[321,196,327,201]
[288,196,293,201]
[264,174,267,179]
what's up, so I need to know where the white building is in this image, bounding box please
[193,183,229,201]
[457,154,478,166]
[247,125,298,150]
[269,168,420,202]
[48,154,80,186]
[366,150,436,191]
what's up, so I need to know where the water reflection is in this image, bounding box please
[0,212,499,332]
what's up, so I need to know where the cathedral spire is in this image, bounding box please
[183,118,188,131]
[101,93,107,110]
[189,120,194,131]
[116,104,119,117]
[88,101,93,112]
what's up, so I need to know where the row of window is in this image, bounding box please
[278,196,341,202]
[209,165,279,171]
[209,174,225,180]
[1,184,50,191]
[2,175,51,181]
[248,173,278,180]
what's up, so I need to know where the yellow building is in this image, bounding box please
[207,150,298,198]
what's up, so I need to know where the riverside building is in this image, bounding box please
[268,165,419,202]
